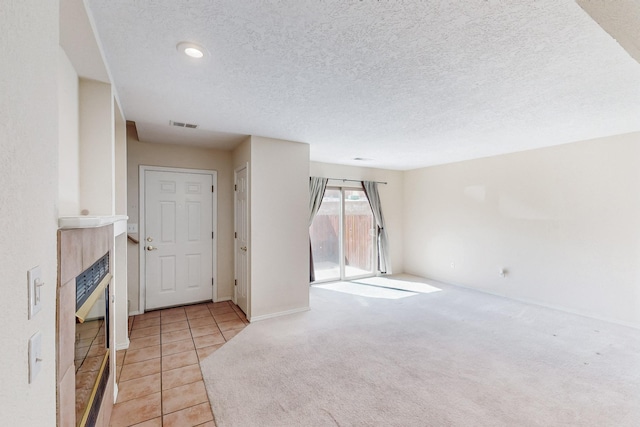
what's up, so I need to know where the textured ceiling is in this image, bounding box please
[85,0,640,170]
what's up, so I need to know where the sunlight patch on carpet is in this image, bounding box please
[313,281,418,299]
[353,276,442,294]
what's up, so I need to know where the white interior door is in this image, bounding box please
[235,166,249,315]
[144,169,214,310]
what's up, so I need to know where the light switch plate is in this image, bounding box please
[28,266,43,319]
[29,331,42,383]
[127,223,138,233]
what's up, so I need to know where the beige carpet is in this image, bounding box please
[200,275,640,426]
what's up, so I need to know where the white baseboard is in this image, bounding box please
[128,310,143,316]
[116,338,130,351]
[503,294,640,330]
[214,297,233,303]
[249,306,310,323]
[436,279,640,331]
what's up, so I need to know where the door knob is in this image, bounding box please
[146,245,157,251]
[146,237,153,242]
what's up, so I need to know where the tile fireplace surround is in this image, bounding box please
[58,224,115,427]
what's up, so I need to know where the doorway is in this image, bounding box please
[310,186,375,282]
[140,166,217,311]
[234,165,249,316]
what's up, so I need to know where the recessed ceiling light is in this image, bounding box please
[184,47,203,58]
[176,42,206,59]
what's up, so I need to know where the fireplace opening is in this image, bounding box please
[75,252,111,427]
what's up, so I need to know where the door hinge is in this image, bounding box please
[234,279,237,286]
[212,185,215,193]
[212,231,214,239]
[212,278,214,286]
[234,184,237,191]
[234,231,237,238]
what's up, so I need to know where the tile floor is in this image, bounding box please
[109,301,248,427]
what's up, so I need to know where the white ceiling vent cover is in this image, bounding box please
[170,120,198,129]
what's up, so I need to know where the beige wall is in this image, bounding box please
[403,133,640,327]
[310,162,405,275]
[127,126,235,312]
[114,102,127,216]
[79,79,115,215]
[113,106,128,345]
[0,1,59,424]
[249,137,310,319]
[232,137,251,169]
[58,47,80,216]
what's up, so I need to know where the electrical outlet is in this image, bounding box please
[28,266,44,319]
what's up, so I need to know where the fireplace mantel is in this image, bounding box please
[59,215,128,230]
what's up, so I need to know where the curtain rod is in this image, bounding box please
[326,177,388,185]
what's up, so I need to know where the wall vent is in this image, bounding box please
[170,120,198,129]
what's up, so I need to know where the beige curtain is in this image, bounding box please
[362,181,391,274]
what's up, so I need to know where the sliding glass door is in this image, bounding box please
[343,189,375,279]
[310,187,375,282]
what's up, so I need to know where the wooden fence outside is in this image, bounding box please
[310,200,374,271]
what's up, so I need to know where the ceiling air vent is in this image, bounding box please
[170,120,198,129]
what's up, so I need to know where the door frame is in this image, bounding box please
[138,165,218,314]
[233,163,250,317]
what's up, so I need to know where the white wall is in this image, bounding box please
[0,1,59,424]
[232,137,251,168]
[114,232,129,349]
[113,104,128,348]
[404,133,640,327]
[114,102,127,216]
[113,103,128,347]
[249,136,310,319]
[79,78,115,215]
[58,47,80,216]
[127,125,235,311]
[310,162,404,275]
